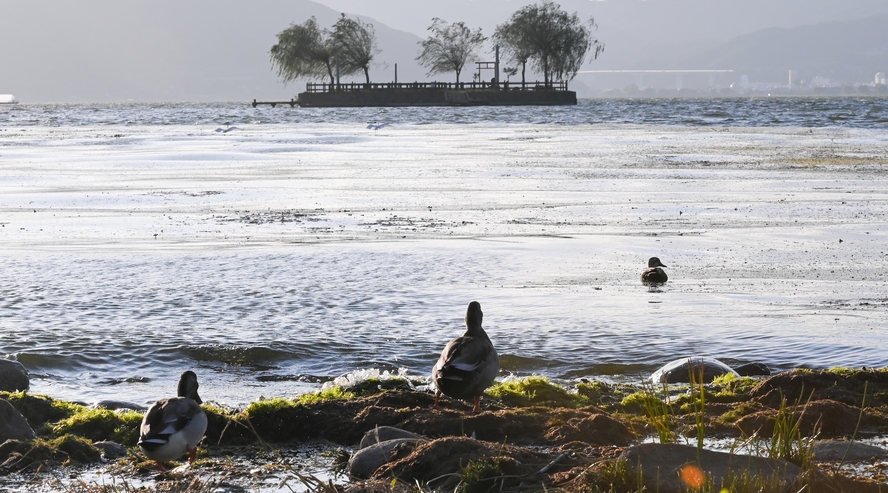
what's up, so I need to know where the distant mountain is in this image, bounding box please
[679,12,888,85]
[0,0,426,103]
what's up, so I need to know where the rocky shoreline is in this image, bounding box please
[3,367,888,491]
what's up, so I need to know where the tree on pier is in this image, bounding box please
[270,17,337,85]
[492,22,534,85]
[270,15,379,86]
[416,18,487,84]
[494,1,604,86]
[331,14,380,85]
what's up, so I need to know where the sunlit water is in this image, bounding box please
[1,99,887,408]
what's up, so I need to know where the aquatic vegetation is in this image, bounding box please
[826,366,873,378]
[719,401,764,423]
[51,407,142,445]
[619,391,662,412]
[486,376,588,408]
[296,386,357,405]
[711,373,758,394]
[575,380,619,405]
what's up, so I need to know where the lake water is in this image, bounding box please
[1,98,887,408]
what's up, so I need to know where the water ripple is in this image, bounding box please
[1,98,887,129]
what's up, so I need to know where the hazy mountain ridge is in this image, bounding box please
[680,11,888,85]
[3,0,887,101]
[0,0,426,103]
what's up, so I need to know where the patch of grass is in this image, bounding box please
[458,457,503,493]
[486,376,587,408]
[743,390,818,469]
[621,384,677,443]
[51,408,142,445]
[714,467,798,493]
[574,459,642,493]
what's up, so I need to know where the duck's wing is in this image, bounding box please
[437,336,495,376]
[138,397,202,446]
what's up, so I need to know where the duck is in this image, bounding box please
[138,370,208,471]
[641,257,668,284]
[432,301,500,412]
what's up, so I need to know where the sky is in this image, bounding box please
[1,0,886,103]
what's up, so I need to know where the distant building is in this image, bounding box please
[877,72,887,85]
[811,76,833,87]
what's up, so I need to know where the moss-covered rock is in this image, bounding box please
[0,392,81,430]
[0,439,56,473]
[486,376,588,408]
[51,407,142,445]
[50,434,102,465]
[374,436,559,492]
[752,368,888,409]
[241,397,311,441]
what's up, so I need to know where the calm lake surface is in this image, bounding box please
[1,98,887,408]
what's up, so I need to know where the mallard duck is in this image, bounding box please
[432,301,499,412]
[641,257,668,284]
[138,371,208,471]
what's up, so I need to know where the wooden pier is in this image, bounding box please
[251,99,298,108]
[251,80,576,108]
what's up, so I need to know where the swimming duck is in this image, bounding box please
[432,301,499,412]
[138,371,208,471]
[641,257,668,284]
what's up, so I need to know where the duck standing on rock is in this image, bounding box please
[138,371,208,471]
[432,301,500,412]
[641,257,668,284]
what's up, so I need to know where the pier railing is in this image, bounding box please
[304,80,568,93]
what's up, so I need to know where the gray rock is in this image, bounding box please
[0,359,29,392]
[0,399,36,441]
[359,426,423,449]
[622,443,800,493]
[733,362,771,377]
[650,357,739,384]
[813,440,888,462]
[348,438,422,479]
[92,400,148,411]
[93,441,128,459]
